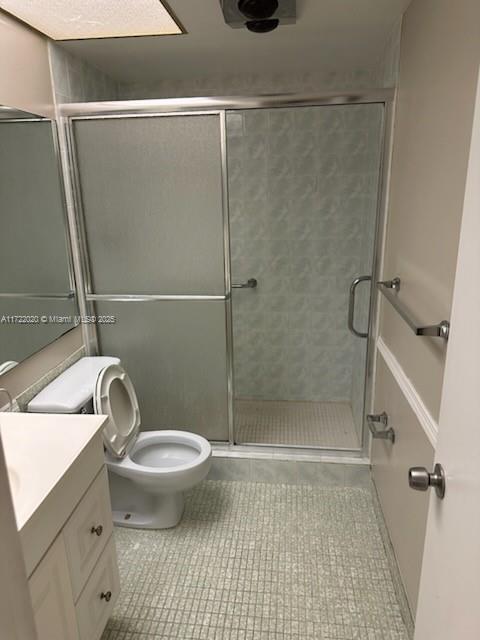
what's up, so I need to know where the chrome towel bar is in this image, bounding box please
[0,291,75,300]
[377,278,450,340]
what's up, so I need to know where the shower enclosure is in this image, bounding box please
[61,92,391,455]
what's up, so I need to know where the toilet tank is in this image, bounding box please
[28,356,120,414]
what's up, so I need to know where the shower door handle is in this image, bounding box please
[232,278,258,289]
[348,276,371,338]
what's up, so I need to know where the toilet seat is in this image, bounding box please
[105,430,212,478]
[94,364,141,458]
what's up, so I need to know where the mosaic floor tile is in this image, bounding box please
[102,481,410,640]
[235,399,359,448]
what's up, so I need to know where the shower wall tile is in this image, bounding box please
[117,68,383,100]
[49,43,119,104]
[228,106,383,413]
[208,457,371,488]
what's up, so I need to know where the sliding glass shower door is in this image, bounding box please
[67,99,385,451]
[226,105,384,449]
[71,113,230,441]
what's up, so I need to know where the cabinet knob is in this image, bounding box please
[100,591,112,602]
[90,525,103,536]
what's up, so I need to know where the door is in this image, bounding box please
[414,72,480,638]
[71,113,230,441]
[226,104,385,450]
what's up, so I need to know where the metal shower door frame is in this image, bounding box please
[58,90,395,458]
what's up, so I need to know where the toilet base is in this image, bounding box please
[112,492,185,529]
[108,470,186,529]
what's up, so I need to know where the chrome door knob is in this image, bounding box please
[408,463,446,499]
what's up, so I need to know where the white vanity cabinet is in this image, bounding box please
[28,465,119,640]
[0,414,119,640]
[29,535,79,640]
[63,467,115,601]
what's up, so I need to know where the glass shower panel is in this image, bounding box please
[72,113,230,441]
[95,301,229,441]
[227,104,384,449]
[73,114,225,295]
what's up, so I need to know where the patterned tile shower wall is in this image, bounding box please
[49,43,120,104]
[118,69,382,100]
[227,105,383,436]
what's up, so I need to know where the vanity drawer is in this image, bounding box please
[29,535,79,640]
[63,466,113,600]
[75,536,120,640]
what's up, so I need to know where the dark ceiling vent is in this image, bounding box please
[238,0,279,20]
[220,0,296,32]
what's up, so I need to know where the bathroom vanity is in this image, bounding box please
[1,413,119,640]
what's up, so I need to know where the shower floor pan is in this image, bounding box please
[235,399,360,449]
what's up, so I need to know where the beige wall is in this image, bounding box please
[373,0,480,617]
[0,11,54,117]
[380,0,480,420]
[373,355,434,614]
[372,0,480,613]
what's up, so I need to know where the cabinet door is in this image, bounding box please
[75,536,120,640]
[63,467,113,600]
[29,536,79,640]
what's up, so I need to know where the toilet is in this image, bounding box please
[28,356,212,529]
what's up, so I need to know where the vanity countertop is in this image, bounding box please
[0,413,107,575]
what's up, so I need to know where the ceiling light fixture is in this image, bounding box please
[0,0,184,41]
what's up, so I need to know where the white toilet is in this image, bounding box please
[28,356,212,529]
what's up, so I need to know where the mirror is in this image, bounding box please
[0,105,77,373]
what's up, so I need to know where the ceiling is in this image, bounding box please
[61,0,412,85]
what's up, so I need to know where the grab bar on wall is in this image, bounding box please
[377,278,450,340]
[232,278,258,289]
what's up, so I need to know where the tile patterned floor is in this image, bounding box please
[235,400,360,449]
[102,481,410,640]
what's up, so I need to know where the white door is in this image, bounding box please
[414,69,480,639]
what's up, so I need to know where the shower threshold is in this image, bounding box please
[234,399,361,449]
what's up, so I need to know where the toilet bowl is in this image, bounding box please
[105,430,211,529]
[28,357,212,529]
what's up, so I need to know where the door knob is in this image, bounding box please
[408,463,446,499]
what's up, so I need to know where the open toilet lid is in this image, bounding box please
[94,364,141,458]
